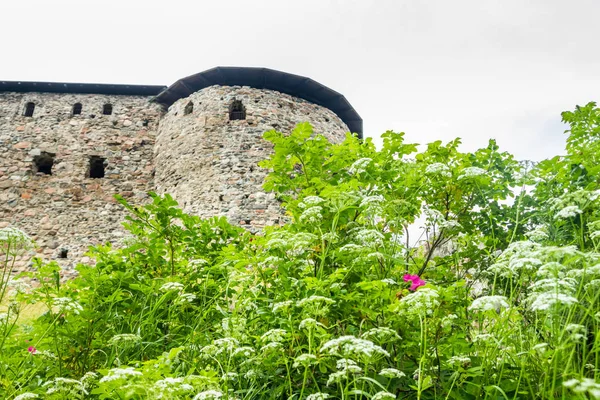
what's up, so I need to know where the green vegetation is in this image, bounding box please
[1,102,600,399]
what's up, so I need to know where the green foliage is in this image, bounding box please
[1,103,600,399]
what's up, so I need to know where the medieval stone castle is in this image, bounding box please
[0,67,362,272]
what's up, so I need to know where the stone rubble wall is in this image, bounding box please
[0,92,162,274]
[154,85,349,228]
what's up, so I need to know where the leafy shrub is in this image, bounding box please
[1,103,599,399]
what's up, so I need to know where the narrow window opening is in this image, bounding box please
[219,195,224,201]
[229,99,246,120]
[33,152,55,175]
[58,248,68,259]
[24,102,35,117]
[72,103,82,115]
[142,119,149,127]
[102,104,113,115]
[184,101,194,115]
[88,156,106,178]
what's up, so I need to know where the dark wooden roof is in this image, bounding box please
[153,67,363,136]
[0,81,166,96]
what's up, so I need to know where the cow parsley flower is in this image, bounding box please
[299,318,325,330]
[176,293,197,304]
[300,206,323,224]
[14,393,39,400]
[53,297,83,315]
[425,163,451,177]
[361,327,401,342]
[301,196,325,206]
[306,393,330,400]
[99,367,142,383]
[321,336,390,359]
[563,378,600,399]
[556,206,583,219]
[0,227,35,252]
[193,390,223,400]
[261,329,287,343]
[469,296,510,313]
[43,377,88,395]
[458,167,487,180]
[372,392,396,400]
[398,288,440,317]
[379,368,406,378]
[272,300,294,313]
[160,282,184,292]
[108,333,142,346]
[447,355,472,368]
[293,353,318,368]
[349,158,372,175]
[566,323,587,343]
[528,292,578,312]
[297,295,335,307]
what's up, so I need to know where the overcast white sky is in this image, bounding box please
[2,0,598,161]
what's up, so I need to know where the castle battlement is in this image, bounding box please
[0,67,362,274]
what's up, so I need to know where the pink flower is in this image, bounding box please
[403,274,426,291]
[27,346,36,354]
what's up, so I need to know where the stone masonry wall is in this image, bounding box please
[0,92,162,274]
[154,85,349,228]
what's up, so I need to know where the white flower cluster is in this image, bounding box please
[361,327,401,342]
[425,163,451,177]
[447,355,471,369]
[8,278,31,295]
[53,297,83,315]
[563,378,600,399]
[306,393,330,400]
[99,367,142,383]
[487,241,542,278]
[297,295,335,307]
[525,227,549,242]
[457,167,487,180]
[556,205,583,219]
[14,394,39,400]
[441,314,458,328]
[468,296,509,313]
[327,358,362,385]
[379,368,406,379]
[355,229,384,248]
[299,318,325,331]
[293,353,318,368]
[153,377,194,395]
[321,336,390,359]
[528,292,578,312]
[272,300,294,314]
[43,377,88,396]
[108,333,142,346]
[300,206,323,224]
[566,323,587,343]
[261,329,287,343]
[176,293,197,304]
[299,196,325,208]
[348,157,372,175]
[372,392,396,400]
[193,390,223,400]
[160,282,185,292]
[0,227,35,252]
[359,194,385,215]
[398,288,440,317]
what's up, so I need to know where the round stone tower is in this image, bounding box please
[153,67,363,228]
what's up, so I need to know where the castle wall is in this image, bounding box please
[0,92,162,274]
[154,85,349,228]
